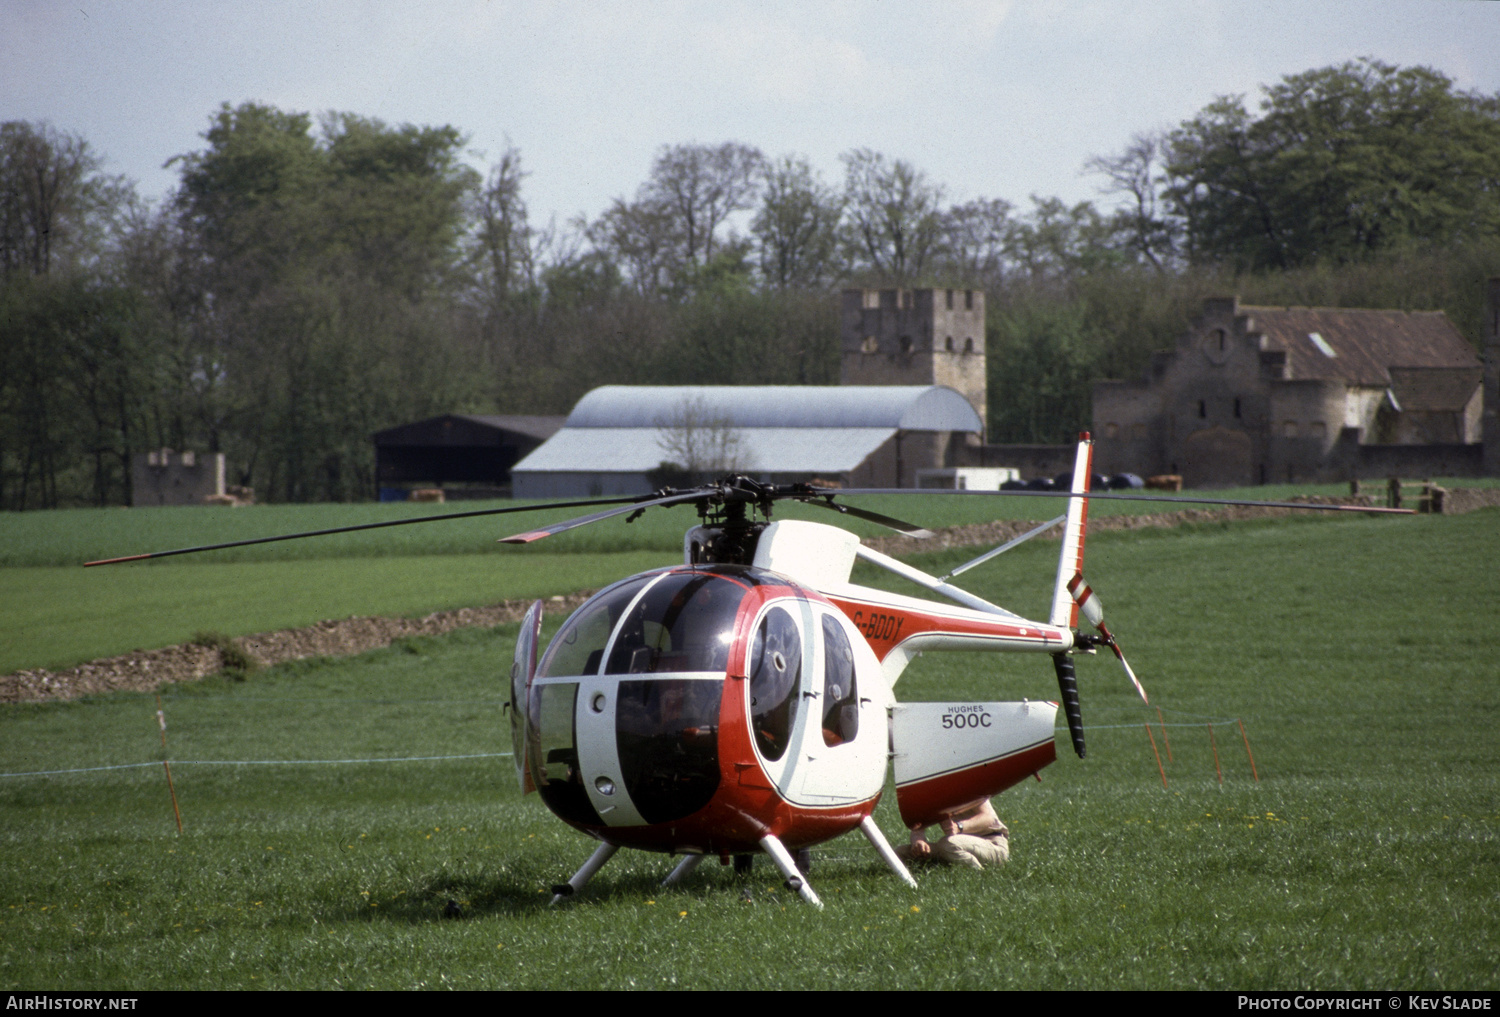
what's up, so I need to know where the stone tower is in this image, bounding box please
[1484,277,1500,477]
[840,287,987,438]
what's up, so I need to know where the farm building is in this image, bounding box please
[131,449,227,506]
[510,385,983,498]
[1093,296,1486,487]
[372,414,564,498]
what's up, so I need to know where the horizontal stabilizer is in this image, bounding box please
[891,701,1058,829]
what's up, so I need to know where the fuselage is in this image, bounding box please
[517,517,1074,857]
[522,564,891,855]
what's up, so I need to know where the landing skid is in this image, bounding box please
[555,819,916,907]
[661,853,705,886]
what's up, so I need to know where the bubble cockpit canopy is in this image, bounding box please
[526,566,801,830]
[537,566,793,680]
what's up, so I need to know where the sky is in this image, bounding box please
[5,0,1499,231]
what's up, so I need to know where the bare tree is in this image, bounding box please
[839,148,945,283]
[1085,132,1180,271]
[937,197,1014,287]
[585,142,765,297]
[587,196,680,297]
[752,154,843,289]
[644,142,764,267]
[1003,195,1118,282]
[655,394,747,481]
[0,121,122,278]
[469,145,536,303]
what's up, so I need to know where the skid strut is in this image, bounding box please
[759,834,823,908]
[550,842,618,906]
[660,853,705,887]
[859,815,918,889]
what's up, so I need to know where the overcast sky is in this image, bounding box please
[5,0,1499,230]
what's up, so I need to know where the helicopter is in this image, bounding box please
[87,434,1412,907]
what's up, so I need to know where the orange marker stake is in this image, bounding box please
[1237,718,1260,783]
[1156,706,1173,762]
[156,695,183,834]
[1209,723,1223,785]
[1144,723,1168,789]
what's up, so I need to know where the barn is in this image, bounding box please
[511,385,983,498]
[372,414,564,498]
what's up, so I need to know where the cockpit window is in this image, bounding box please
[616,678,722,824]
[528,682,601,828]
[821,614,859,746]
[536,575,655,679]
[749,605,802,762]
[605,572,741,675]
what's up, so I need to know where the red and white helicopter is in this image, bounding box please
[89,434,1408,907]
[496,435,1402,906]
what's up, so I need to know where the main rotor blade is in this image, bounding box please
[829,488,1414,514]
[803,498,934,538]
[499,489,709,544]
[83,495,656,566]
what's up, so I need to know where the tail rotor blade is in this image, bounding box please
[1068,573,1148,704]
[1051,652,1086,759]
[1066,573,1103,628]
[1099,625,1148,704]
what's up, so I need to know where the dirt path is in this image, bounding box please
[2,592,593,704]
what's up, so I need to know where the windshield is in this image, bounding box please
[605,572,743,675]
[535,574,657,679]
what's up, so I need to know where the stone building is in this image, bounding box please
[131,449,226,506]
[837,286,1077,480]
[1093,297,1485,487]
[841,287,988,436]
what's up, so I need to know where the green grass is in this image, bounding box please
[1,482,1437,674]
[1,552,668,675]
[1,510,1496,988]
[4,478,1461,569]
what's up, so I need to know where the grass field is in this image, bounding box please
[3,481,1419,568]
[0,481,1457,674]
[2,507,1496,989]
[2,553,667,675]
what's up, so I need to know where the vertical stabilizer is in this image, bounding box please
[1049,435,1094,628]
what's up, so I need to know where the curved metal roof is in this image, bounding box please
[514,427,899,475]
[564,385,982,432]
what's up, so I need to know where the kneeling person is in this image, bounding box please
[897,798,1009,870]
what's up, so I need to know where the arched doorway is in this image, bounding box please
[1181,426,1253,488]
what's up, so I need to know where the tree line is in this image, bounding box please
[4,58,1498,508]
